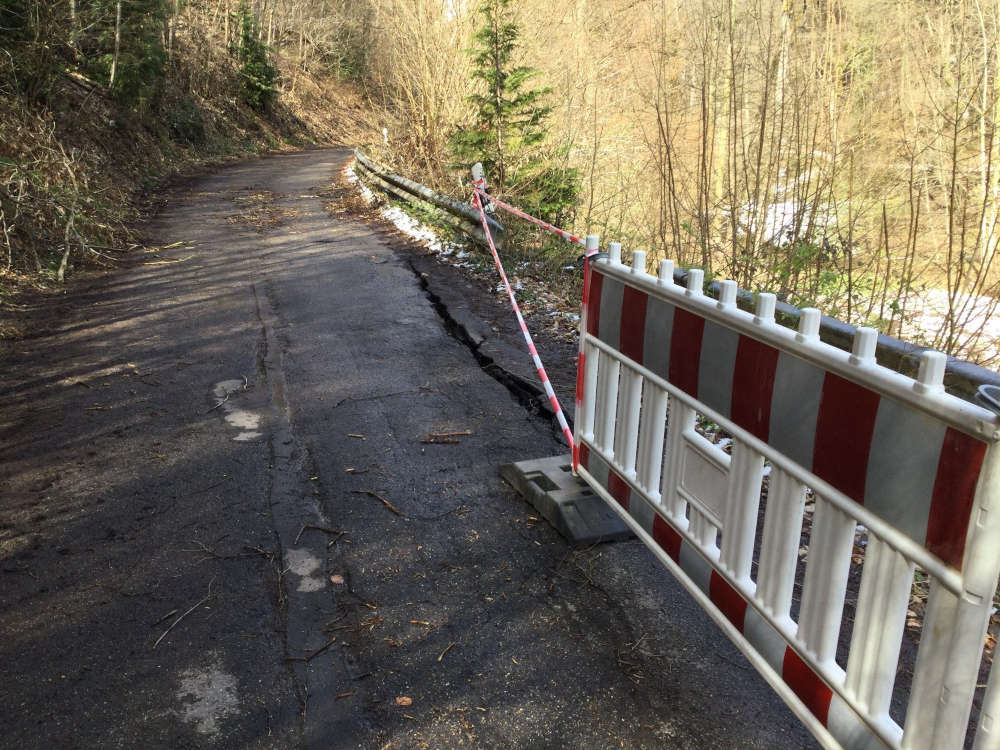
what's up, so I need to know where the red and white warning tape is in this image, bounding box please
[470,176,576,450]
[472,187,586,247]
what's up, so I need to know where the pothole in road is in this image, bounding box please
[212,379,263,441]
[176,657,240,737]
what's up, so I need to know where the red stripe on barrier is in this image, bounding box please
[782,648,833,725]
[608,471,631,511]
[730,336,780,441]
[812,374,879,503]
[652,515,682,561]
[927,428,987,569]
[576,349,586,406]
[709,571,748,633]
[579,442,591,470]
[587,272,604,337]
[669,308,705,396]
[620,285,648,364]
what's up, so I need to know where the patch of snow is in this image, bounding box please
[345,164,378,205]
[898,288,1000,360]
[285,548,326,592]
[176,658,240,736]
[212,380,262,441]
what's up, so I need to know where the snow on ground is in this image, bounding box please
[899,288,1000,361]
[346,163,579,322]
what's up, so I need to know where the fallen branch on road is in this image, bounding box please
[153,576,217,649]
[352,489,404,517]
[293,524,349,545]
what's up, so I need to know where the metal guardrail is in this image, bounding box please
[353,152,999,404]
[352,150,505,249]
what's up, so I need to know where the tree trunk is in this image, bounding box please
[109,1,122,87]
[168,0,180,59]
[68,0,78,60]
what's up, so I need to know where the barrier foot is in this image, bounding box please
[500,455,633,545]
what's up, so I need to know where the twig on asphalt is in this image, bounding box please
[183,540,253,561]
[242,544,273,559]
[352,489,404,517]
[286,636,338,662]
[207,392,231,413]
[153,576,217,649]
[293,524,348,546]
[207,377,248,413]
[191,481,226,495]
[438,642,456,662]
[152,608,178,627]
[331,387,433,409]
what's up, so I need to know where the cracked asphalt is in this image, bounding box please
[0,148,817,748]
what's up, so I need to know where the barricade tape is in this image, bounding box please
[471,176,575,450]
[473,187,586,247]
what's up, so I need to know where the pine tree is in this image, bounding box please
[79,0,168,112]
[231,2,278,111]
[450,0,578,225]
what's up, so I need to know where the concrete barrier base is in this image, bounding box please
[500,454,632,545]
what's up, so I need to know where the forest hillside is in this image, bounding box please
[0,0,380,320]
[4,0,1000,365]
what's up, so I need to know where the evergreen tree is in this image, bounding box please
[450,0,578,225]
[231,2,278,111]
[81,0,168,113]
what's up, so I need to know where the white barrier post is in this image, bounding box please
[574,234,600,472]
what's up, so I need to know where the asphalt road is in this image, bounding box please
[0,148,817,748]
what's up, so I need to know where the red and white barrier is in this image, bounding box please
[460,165,1000,748]
[575,246,1000,750]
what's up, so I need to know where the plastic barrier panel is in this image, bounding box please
[574,248,1000,750]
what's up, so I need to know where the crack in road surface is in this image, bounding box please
[407,258,571,434]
